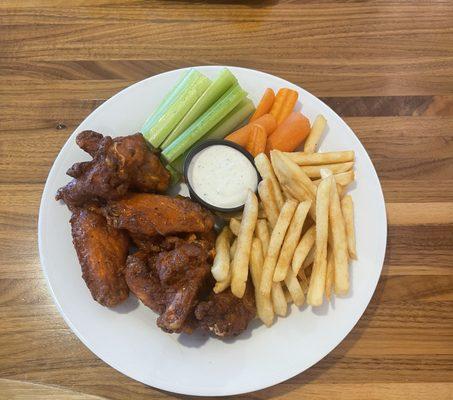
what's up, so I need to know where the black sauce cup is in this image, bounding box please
[183,139,260,213]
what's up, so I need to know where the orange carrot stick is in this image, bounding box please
[266,112,310,153]
[270,88,299,124]
[250,88,275,122]
[246,124,267,157]
[225,113,277,146]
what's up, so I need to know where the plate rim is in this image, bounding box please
[38,65,387,396]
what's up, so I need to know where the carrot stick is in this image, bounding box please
[266,112,310,153]
[225,113,277,146]
[250,88,275,122]
[246,125,267,157]
[270,88,299,124]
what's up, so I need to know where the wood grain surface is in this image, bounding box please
[1,1,452,399]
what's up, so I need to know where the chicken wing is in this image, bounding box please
[70,208,130,307]
[103,193,215,236]
[195,284,256,337]
[56,131,170,208]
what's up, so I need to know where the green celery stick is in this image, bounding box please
[165,164,181,185]
[144,71,211,147]
[170,97,255,173]
[162,84,247,163]
[142,69,192,136]
[161,68,237,149]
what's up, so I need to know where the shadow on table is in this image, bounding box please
[154,271,388,399]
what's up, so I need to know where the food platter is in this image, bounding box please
[38,66,387,396]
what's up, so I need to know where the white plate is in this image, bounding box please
[38,66,387,396]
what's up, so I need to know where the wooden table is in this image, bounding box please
[1,1,452,399]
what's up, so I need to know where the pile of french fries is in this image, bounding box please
[211,115,357,326]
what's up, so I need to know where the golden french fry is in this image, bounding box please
[250,238,274,326]
[302,162,354,179]
[258,178,280,228]
[302,246,315,270]
[313,170,355,187]
[329,176,349,295]
[292,225,316,274]
[260,199,298,296]
[273,200,311,282]
[230,239,237,259]
[298,269,309,293]
[271,150,317,198]
[211,226,233,282]
[307,174,332,306]
[284,150,354,166]
[325,247,335,300]
[213,277,230,293]
[256,219,270,255]
[341,195,357,260]
[231,191,258,298]
[255,153,285,209]
[285,268,305,306]
[229,218,241,236]
[281,185,296,201]
[283,287,293,303]
[304,114,327,154]
[271,282,287,316]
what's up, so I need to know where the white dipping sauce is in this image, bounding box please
[187,145,258,209]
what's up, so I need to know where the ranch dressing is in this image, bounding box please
[187,145,258,209]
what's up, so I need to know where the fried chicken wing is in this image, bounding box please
[195,284,256,337]
[56,131,170,208]
[70,208,130,307]
[104,193,215,237]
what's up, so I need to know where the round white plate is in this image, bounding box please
[39,66,387,396]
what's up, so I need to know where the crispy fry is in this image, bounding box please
[254,153,284,209]
[229,218,241,236]
[292,225,316,274]
[231,191,258,298]
[298,269,309,293]
[283,288,292,304]
[284,150,355,166]
[302,247,315,270]
[230,239,238,259]
[256,219,270,255]
[341,195,357,260]
[258,178,280,228]
[307,174,332,306]
[281,185,296,201]
[313,170,355,187]
[211,226,233,282]
[273,200,311,282]
[260,199,298,296]
[301,162,354,178]
[304,115,326,154]
[250,238,274,326]
[271,282,287,316]
[213,277,230,294]
[285,268,305,306]
[325,247,335,300]
[328,175,349,295]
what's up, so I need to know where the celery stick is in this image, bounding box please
[144,71,211,147]
[161,68,237,149]
[142,69,192,136]
[162,84,247,163]
[170,98,255,173]
[166,164,181,185]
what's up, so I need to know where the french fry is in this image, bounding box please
[273,200,311,281]
[213,238,237,293]
[271,282,287,316]
[313,170,355,187]
[229,218,241,236]
[341,195,357,260]
[250,238,274,326]
[271,150,317,198]
[292,225,316,274]
[256,219,270,255]
[281,185,296,201]
[304,114,327,154]
[298,269,309,293]
[325,248,335,300]
[258,178,280,228]
[230,239,238,258]
[302,246,315,270]
[254,153,285,209]
[284,150,355,166]
[328,175,349,295]
[231,191,258,298]
[283,288,293,304]
[284,269,305,306]
[301,162,354,179]
[307,174,332,306]
[211,226,233,282]
[260,199,298,296]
